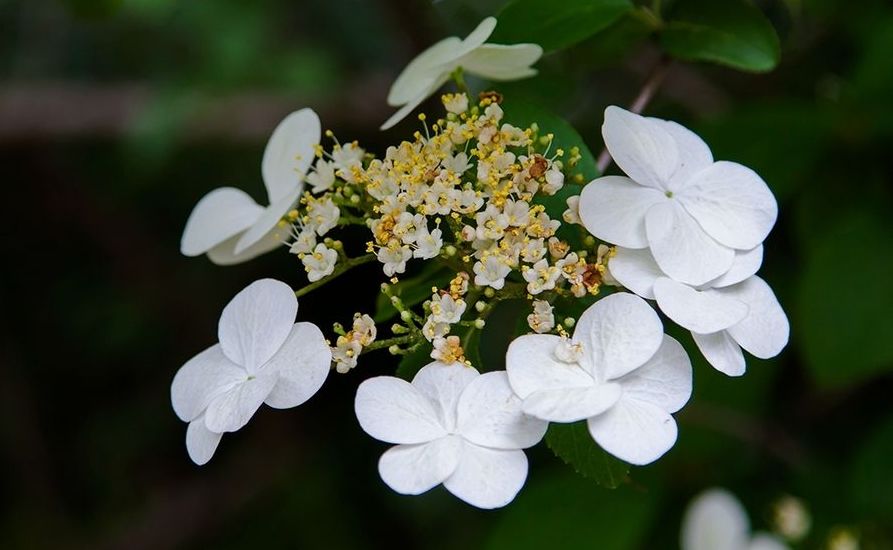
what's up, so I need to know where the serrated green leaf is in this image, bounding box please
[545,421,629,488]
[493,0,633,52]
[660,0,781,72]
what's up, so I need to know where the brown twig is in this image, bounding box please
[596,56,673,174]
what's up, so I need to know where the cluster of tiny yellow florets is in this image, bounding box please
[291,92,619,370]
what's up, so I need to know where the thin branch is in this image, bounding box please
[596,56,673,174]
[294,253,376,298]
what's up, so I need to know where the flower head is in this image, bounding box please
[506,292,692,465]
[354,362,547,508]
[170,279,331,464]
[381,17,543,130]
[681,489,789,550]
[181,109,321,264]
[579,106,778,286]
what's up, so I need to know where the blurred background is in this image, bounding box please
[1,0,892,548]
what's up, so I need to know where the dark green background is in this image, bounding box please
[2,0,892,548]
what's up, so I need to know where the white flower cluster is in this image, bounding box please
[682,489,790,550]
[171,16,790,511]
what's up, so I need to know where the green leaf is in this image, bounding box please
[849,416,893,519]
[545,421,629,488]
[797,210,893,387]
[485,472,656,550]
[660,0,781,72]
[493,0,633,52]
[373,264,452,323]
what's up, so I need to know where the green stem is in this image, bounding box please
[362,334,417,353]
[451,66,470,96]
[294,253,376,298]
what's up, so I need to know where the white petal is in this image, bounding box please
[657,119,714,188]
[602,105,678,191]
[204,371,278,433]
[707,245,764,289]
[381,76,449,131]
[681,489,750,550]
[645,200,735,286]
[387,37,462,107]
[692,331,746,376]
[261,108,320,203]
[456,371,548,449]
[455,16,498,57]
[579,176,666,248]
[573,292,664,381]
[234,189,300,254]
[748,534,790,550]
[653,277,748,334]
[522,384,622,423]
[443,443,528,509]
[720,276,789,359]
[587,398,678,465]
[205,227,285,266]
[217,278,298,372]
[608,247,664,299]
[618,335,692,413]
[180,187,263,256]
[506,334,595,399]
[412,362,479,433]
[263,322,331,409]
[378,436,462,495]
[171,344,245,422]
[355,376,446,444]
[459,43,543,81]
[677,161,778,250]
[186,414,223,466]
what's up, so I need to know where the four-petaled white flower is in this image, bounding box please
[180,109,321,265]
[506,292,692,465]
[609,246,788,376]
[354,362,548,509]
[381,17,543,130]
[302,243,338,282]
[682,488,789,550]
[579,106,778,286]
[170,279,331,464]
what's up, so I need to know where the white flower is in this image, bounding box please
[381,17,543,130]
[542,168,564,195]
[562,195,581,225]
[579,106,778,286]
[473,255,512,289]
[475,204,509,240]
[443,92,469,114]
[422,317,451,341]
[302,243,338,282]
[682,489,790,550]
[378,243,413,276]
[506,293,692,465]
[413,227,443,259]
[526,300,554,334]
[306,196,340,236]
[333,335,362,374]
[331,142,365,182]
[354,362,548,509]
[170,279,331,464]
[522,259,560,295]
[288,228,317,255]
[430,293,466,324]
[351,314,377,346]
[608,246,789,376]
[520,238,547,264]
[306,159,336,194]
[181,109,321,265]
